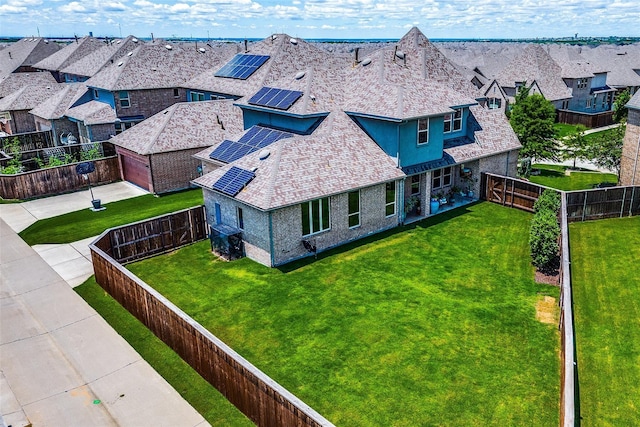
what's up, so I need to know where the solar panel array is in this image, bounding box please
[214,54,270,80]
[249,87,303,110]
[209,125,293,163]
[212,166,255,197]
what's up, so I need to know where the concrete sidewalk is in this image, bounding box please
[1,219,209,427]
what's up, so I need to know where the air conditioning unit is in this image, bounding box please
[210,223,244,261]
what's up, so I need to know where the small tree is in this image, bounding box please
[534,189,561,214]
[612,89,630,123]
[509,85,559,162]
[562,124,589,169]
[587,124,625,179]
[530,189,561,272]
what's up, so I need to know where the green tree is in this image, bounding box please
[587,124,625,179]
[613,89,630,123]
[509,86,559,162]
[562,124,588,169]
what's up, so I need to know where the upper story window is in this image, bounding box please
[488,98,501,109]
[432,167,452,190]
[417,118,429,145]
[385,182,396,217]
[410,175,420,195]
[302,197,330,236]
[190,92,205,102]
[237,207,244,230]
[577,78,588,89]
[586,98,592,108]
[444,108,462,133]
[348,190,360,228]
[173,88,180,98]
[119,91,130,108]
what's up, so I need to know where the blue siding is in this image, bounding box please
[591,73,607,88]
[90,88,115,108]
[442,108,468,141]
[242,109,324,134]
[186,89,233,102]
[351,116,400,159]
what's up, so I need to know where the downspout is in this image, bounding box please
[148,153,155,194]
[396,123,401,167]
[268,211,275,267]
[631,133,640,185]
[505,150,510,176]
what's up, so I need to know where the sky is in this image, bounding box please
[1,0,639,40]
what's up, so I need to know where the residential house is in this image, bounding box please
[0,37,61,78]
[29,83,91,143]
[0,83,63,134]
[109,100,243,193]
[0,72,57,99]
[620,91,640,186]
[33,36,105,82]
[579,43,640,96]
[192,28,521,267]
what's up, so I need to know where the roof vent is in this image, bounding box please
[116,40,121,44]
[165,44,173,50]
[272,35,278,41]
[295,71,305,80]
[132,38,139,43]
[290,38,298,45]
[395,50,405,60]
[310,94,316,102]
[44,39,49,44]
[117,61,123,66]
[259,149,270,160]
[127,51,133,56]
[362,58,372,66]
[198,47,206,53]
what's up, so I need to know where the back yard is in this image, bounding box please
[121,202,559,426]
[528,164,617,191]
[570,216,640,426]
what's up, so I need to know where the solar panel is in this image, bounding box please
[248,87,303,110]
[212,166,255,197]
[208,126,294,163]
[214,54,270,80]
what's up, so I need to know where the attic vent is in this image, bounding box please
[310,94,316,102]
[198,47,206,53]
[395,50,405,60]
[127,51,133,56]
[362,58,372,66]
[290,38,298,45]
[132,38,139,43]
[44,39,49,44]
[272,35,278,41]
[116,40,121,44]
[295,71,305,80]
[259,149,270,160]
[117,61,123,66]
[165,44,173,50]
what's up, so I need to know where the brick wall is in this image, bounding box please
[620,109,640,186]
[91,123,116,142]
[151,148,206,194]
[479,149,519,179]
[11,110,37,133]
[115,88,186,119]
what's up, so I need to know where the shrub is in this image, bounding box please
[534,189,561,214]
[529,209,560,270]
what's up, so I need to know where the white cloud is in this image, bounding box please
[59,1,87,13]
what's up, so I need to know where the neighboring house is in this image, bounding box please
[29,83,90,143]
[0,37,61,78]
[620,91,640,186]
[65,100,118,143]
[110,100,243,193]
[33,36,105,82]
[59,36,143,83]
[192,28,521,267]
[0,83,63,134]
[0,72,57,99]
[579,43,640,96]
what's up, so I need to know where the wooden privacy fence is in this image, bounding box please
[483,173,556,212]
[566,186,640,222]
[90,208,334,427]
[0,156,120,199]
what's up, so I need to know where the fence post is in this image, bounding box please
[581,192,587,222]
[629,187,636,217]
[620,187,627,218]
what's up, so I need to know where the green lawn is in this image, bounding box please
[583,127,619,144]
[75,278,253,426]
[554,123,587,138]
[124,202,559,426]
[528,164,617,191]
[19,189,203,245]
[570,216,640,426]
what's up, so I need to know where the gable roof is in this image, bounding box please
[84,41,228,91]
[109,100,244,155]
[193,111,404,210]
[33,37,105,72]
[0,37,61,77]
[29,83,88,120]
[0,72,57,98]
[65,100,116,125]
[60,36,143,79]
[579,44,640,88]
[0,83,63,112]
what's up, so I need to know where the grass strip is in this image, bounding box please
[528,164,617,191]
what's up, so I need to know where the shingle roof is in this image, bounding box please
[495,44,572,101]
[193,111,405,210]
[0,83,63,112]
[33,37,105,72]
[65,100,116,125]
[109,100,244,155]
[579,44,640,88]
[0,72,57,98]
[60,36,143,79]
[627,91,640,110]
[84,41,229,91]
[29,83,87,120]
[0,38,61,77]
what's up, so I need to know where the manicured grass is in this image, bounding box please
[19,189,203,245]
[570,216,640,426]
[583,127,619,144]
[554,123,587,138]
[75,277,253,426]
[528,164,617,191]
[127,202,560,426]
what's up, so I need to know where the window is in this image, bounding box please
[173,88,180,98]
[190,91,205,102]
[586,98,592,108]
[417,118,429,145]
[93,89,99,99]
[410,175,420,195]
[237,207,244,230]
[385,182,396,217]
[348,191,360,228]
[444,108,462,133]
[119,91,130,108]
[114,121,137,134]
[577,78,588,89]
[488,98,501,109]
[561,100,569,109]
[432,167,452,190]
[302,197,330,236]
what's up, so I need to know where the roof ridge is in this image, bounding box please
[146,103,178,154]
